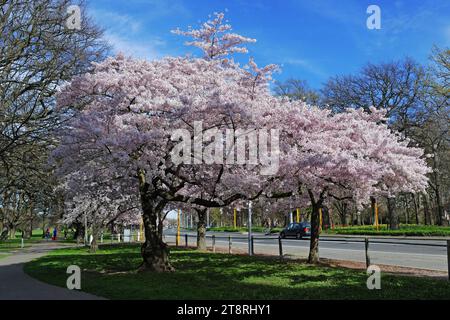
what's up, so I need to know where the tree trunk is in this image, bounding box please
[387,197,399,230]
[9,227,16,239]
[434,188,445,226]
[196,208,207,251]
[28,202,34,239]
[42,214,46,238]
[138,170,174,272]
[308,202,321,264]
[370,197,376,226]
[0,228,8,240]
[307,190,323,264]
[412,193,419,225]
[422,193,431,225]
[405,195,410,224]
[89,226,99,253]
[334,201,347,226]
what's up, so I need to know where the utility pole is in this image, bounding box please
[248,201,253,256]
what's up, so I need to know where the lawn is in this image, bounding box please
[0,238,33,252]
[325,224,450,237]
[0,229,76,252]
[24,244,450,299]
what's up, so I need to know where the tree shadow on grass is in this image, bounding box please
[24,245,450,300]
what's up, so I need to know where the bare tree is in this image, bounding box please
[273,78,321,105]
[0,0,109,236]
[321,58,426,229]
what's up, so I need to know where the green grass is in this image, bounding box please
[24,244,450,299]
[0,229,76,252]
[207,226,282,233]
[0,253,10,260]
[0,238,33,252]
[207,224,450,237]
[325,224,450,237]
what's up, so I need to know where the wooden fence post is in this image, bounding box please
[278,236,283,259]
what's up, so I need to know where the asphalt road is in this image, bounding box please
[164,229,449,272]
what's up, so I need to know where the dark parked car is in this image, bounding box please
[280,222,311,239]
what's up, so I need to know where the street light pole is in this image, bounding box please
[84,212,87,246]
[248,201,253,256]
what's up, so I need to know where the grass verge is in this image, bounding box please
[24,244,450,299]
[325,224,450,237]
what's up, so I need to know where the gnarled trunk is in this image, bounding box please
[138,170,174,272]
[89,226,99,253]
[370,197,376,226]
[196,208,207,251]
[307,190,323,264]
[308,203,321,264]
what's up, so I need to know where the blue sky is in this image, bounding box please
[86,0,450,89]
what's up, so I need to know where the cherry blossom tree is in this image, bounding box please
[53,50,275,269]
[54,11,431,271]
[171,12,256,60]
[266,103,431,263]
[58,165,140,252]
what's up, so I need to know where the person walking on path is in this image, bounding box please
[52,228,57,241]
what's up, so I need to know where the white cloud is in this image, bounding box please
[284,58,327,78]
[89,8,168,60]
[105,32,165,60]
[90,9,142,34]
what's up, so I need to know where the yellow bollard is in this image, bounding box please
[139,219,144,242]
[375,202,379,231]
[319,208,323,233]
[296,208,300,223]
[234,208,237,229]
